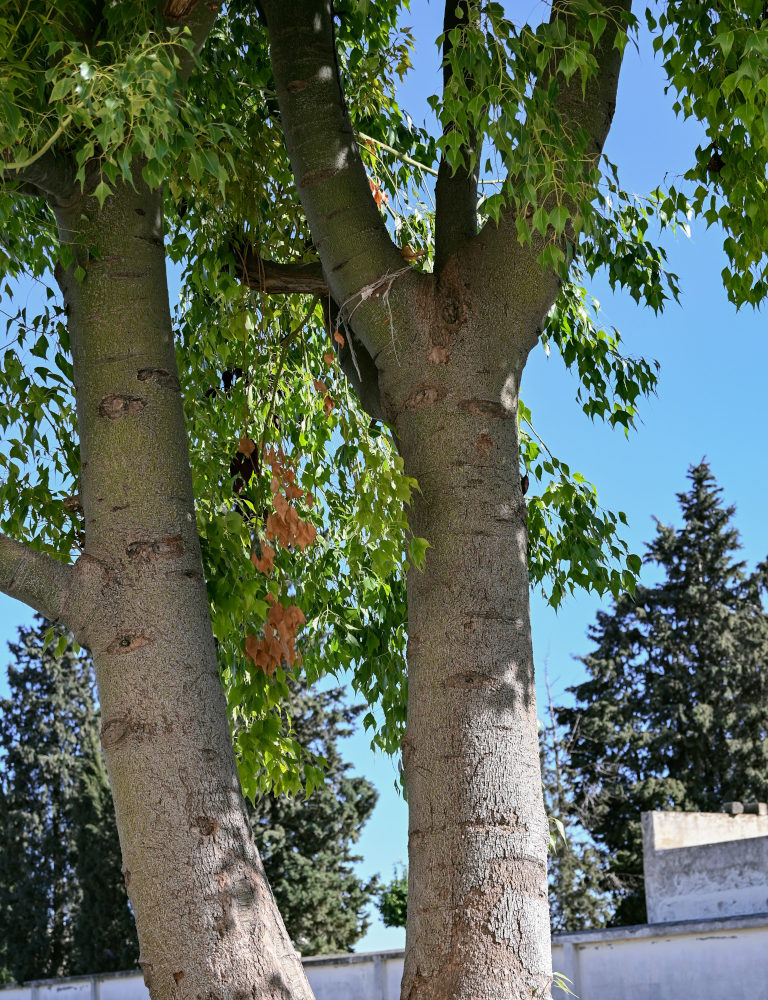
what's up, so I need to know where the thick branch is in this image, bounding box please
[235,247,328,295]
[547,0,631,170]
[323,297,386,424]
[1,148,79,207]
[0,534,75,627]
[474,0,630,301]
[260,0,409,357]
[162,0,221,82]
[434,0,481,272]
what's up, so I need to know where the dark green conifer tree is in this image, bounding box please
[248,682,378,954]
[0,617,138,982]
[69,747,140,974]
[559,462,768,925]
[541,674,614,933]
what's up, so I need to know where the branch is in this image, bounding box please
[260,0,410,356]
[235,247,328,295]
[1,148,79,206]
[434,0,481,272]
[323,298,386,424]
[546,0,631,171]
[0,535,75,627]
[162,0,221,83]
[233,248,386,421]
[472,0,631,314]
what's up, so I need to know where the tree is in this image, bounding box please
[69,746,140,975]
[540,673,614,933]
[248,681,378,955]
[559,462,768,925]
[1,3,768,999]
[377,864,408,930]
[0,617,137,982]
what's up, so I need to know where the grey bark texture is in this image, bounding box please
[261,1,629,997]
[44,174,313,1000]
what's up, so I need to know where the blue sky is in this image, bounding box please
[1,5,767,955]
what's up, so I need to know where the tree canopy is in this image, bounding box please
[1,2,768,998]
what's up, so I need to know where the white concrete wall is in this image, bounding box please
[3,915,768,1000]
[642,810,768,922]
[642,810,768,851]
[551,913,768,1000]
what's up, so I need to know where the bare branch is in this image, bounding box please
[260,0,410,356]
[235,247,328,296]
[434,0,481,272]
[0,534,75,627]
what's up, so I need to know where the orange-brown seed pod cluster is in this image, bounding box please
[244,446,317,677]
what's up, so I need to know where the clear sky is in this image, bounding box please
[1,4,767,956]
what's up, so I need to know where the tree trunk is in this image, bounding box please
[53,175,313,1000]
[387,272,552,1000]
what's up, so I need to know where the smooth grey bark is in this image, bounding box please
[261,1,628,998]
[378,248,558,1000]
[0,5,317,997]
[0,172,315,1000]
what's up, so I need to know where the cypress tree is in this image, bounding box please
[0,617,138,982]
[559,461,768,925]
[248,682,378,954]
[377,864,408,930]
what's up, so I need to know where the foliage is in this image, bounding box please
[1,0,768,798]
[558,462,768,924]
[649,0,768,305]
[0,617,137,982]
[247,680,378,954]
[377,863,408,929]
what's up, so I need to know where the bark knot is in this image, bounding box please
[101,712,153,750]
[193,815,220,837]
[300,167,340,188]
[402,383,446,412]
[106,633,151,655]
[126,535,185,562]
[428,345,451,365]
[98,394,146,419]
[458,398,510,419]
[163,0,200,21]
[137,367,181,390]
[476,432,493,457]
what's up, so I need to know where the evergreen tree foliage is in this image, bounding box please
[0,617,138,982]
[377,864,408,930]
[248,681,378,954]
[559,462,768,926]
[540,681,614,933]
[69,749,140,974]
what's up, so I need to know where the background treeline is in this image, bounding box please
[0,621,378,982]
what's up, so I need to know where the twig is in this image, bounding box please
[260,295,321,455]
[1,117,71,174]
